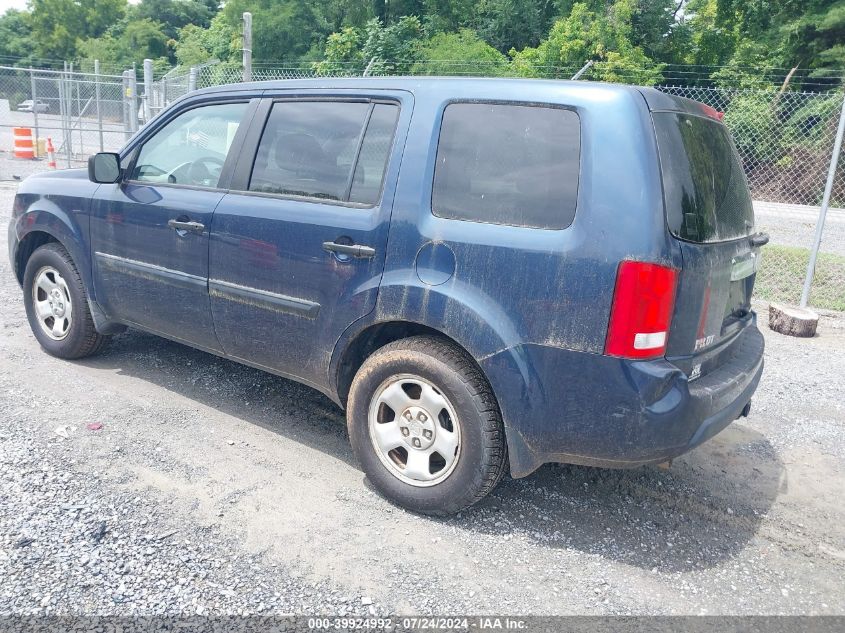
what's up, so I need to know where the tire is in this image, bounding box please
[347,335,507,516]
[23,242,109,359]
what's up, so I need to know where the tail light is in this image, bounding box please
[605,261,678,359]
[701,104,725,121]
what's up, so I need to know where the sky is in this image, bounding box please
[0,0,141,12]
[0,0,28,11]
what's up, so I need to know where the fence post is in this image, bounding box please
[73,64,84,158]
[129,68,139,134]
[121,70,128,139]
[571,60,594,80]
[94,59,104,152]
[363,57,377,77]
[29,67,40,151]
[243,12,252,82]
[143,58,153,123]
[188,66,197,92]
[800,92,845,308]
[60,62,72,168]
[122,70,132,140]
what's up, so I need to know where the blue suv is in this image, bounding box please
[8,78,766,515]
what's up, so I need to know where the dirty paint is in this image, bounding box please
[9,78,764,479]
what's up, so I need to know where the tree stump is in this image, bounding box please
[768,302,819,337]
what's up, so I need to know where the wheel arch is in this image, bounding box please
[13,201,90,292]
[14,222,123,335]
[14,230,59,285]
[333,320,473,408]
[330,304,539,479]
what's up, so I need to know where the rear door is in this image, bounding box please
[652,108,765,376]
[208,92,410,388]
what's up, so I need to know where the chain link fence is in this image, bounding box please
[1,60,843,311]
[658,86,845,311]
[0,65,139,177]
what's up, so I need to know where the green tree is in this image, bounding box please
[510,1,665,84]
[629,0,682,61]
[683,0,845,89]
[174,13,239,68]
[134,0,217,40]
[474,0,558,52]
[415,28,509,75]
[677,0,736,67]
[314,16,424,75]
[29,0,127,60]
[421,0,475,33]
[79,18,170,69]
[222,0,331,62]
[321,0,378,31]
[313,27,365,74]
[0,10,35,63]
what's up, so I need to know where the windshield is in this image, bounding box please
[653,112,754,243]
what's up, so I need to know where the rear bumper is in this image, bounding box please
[480,322,764,477]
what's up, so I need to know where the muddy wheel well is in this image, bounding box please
[15,231,58,284]
[335,322,472,407]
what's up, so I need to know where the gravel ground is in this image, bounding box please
[1,182,844,617]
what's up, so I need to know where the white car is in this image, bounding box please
[18,100,49,113]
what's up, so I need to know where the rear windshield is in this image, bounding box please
[653,112,754,243]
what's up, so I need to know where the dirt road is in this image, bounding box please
[1,183,843,616]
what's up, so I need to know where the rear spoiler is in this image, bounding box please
[637,88,724,121]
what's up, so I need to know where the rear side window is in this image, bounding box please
[654,112,754,242]
[432,103,580,230]
[249,101,398,204]
[350,104,399,205]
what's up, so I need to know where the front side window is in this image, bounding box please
[432,103,581,230]
[131,102,248,188]
[249,101,399,204]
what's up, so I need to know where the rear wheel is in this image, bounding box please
[347,336,507,515]
[23,243,109,359]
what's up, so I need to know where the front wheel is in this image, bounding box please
[23,242,109,359]
[347,336,507,516]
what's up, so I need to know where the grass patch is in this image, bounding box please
[755,245,845,312]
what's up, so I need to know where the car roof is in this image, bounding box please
[193,75,645,100]
[186,76,710,118]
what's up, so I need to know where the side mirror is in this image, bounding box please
[88,152,121,184]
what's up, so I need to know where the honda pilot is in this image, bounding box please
[8,78,766,515]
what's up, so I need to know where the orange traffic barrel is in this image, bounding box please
[13,127,35,159]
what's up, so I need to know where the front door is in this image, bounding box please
[90,100,253,351]
[208,94,409,389]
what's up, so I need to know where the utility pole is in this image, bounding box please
[242,12,253,82]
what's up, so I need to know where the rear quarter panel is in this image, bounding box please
[344,82,684,462]
[373,82,679,361]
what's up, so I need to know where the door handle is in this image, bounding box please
[322,241,376,259]
[749,232,769,247]
[168,219,205,234]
